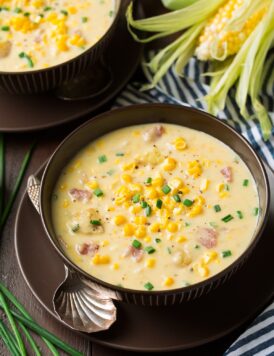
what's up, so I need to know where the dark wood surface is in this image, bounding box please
[0,1,273,355]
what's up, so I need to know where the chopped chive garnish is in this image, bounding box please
[145,246,156,254]
[61,9,68,15]
[90,220,101,225]
[145,177,152,184]
[182,282,191,287]
[132,239,142,249]
[14,7,22,13]
[173,194,181,203]
[156,199,162,209]
[155,238,161,243]
[145,205,152,217]
[209,221,218,228]
[195,245,200,249]
[24,12,30,16]
[144,282,154,291]
[71,224,80,232]
[243,179,249,187]
[183,199,193,207]
[44,6,52,11]
[224,184,230,191]
[109,10,114,16]
[0,6,9,11]
[1,26,9,31]
[222,250,232,258]
[222,214,234,223]
[115,152,124,156]
[162,185,171,194]
[236,210,243,219]
[214,204,221,212]
[140,201,148,208]
[185,222,191,227]
[52,193,58,200]
[98,154,107,163]
[107,169,114,176]
[167,247,172,254]
[132,194,140,203]
[253,207,259,216]
[82,16,88,23]
[18,52,34,68]
[93,188,103,197]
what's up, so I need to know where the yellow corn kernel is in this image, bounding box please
[92,254,110,265]
[187,205,203,217]
[169,177,184,190]
[121,174,132,183]
[187,161,202,178]
[134,216,147,225]
[129,183,143,193]
[101,240,109,247]
[122,162,136,171]
[194,262,209,277]
[69,34,86,47]
[167,234,174,241]
[196,195,205,206]
[146,258,155,268]
[163,277,174,287]
[173,137,187,151]
[173,205,184,215]
[219,191,229,198]
[68,6,77,14]
[202,159,211,168]
[86,181,98,190]
[130,205,142,214]
[56,35,69,52]
[144,236,152,243]
[150,222,161,233]
[132,130,140,137]
[112,263,120,270]
[62,199,69,208]
[181,186,190,195]
[73,160,81,169]
[123,201,131,208]
[123,223,135,237]
[114,158,120,164]
[151,175,164,187]
[114,215,127,226]
[200,179,210,192]
[202,251,218,264]
[135,226,146,238]
[107,206,115,212]
[167,222,178,233]
[216,183,225,193]
[163,157,177,171]
[176,236,187,243]
[59,183,67,191]
[145,189,157,201]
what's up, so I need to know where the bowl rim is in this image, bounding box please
[40,103,270,296]
[0,0,121,76]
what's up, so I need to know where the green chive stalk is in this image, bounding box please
[0,320,20,356]
[18,320,42,356]
[0,292,26,355]
[0,282,59,355]
[0,142,35,231]
[4,310,84,356]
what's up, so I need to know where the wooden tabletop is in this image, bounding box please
[0,2,272,355]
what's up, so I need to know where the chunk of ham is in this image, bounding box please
[123,246,144,262]
[220,166,233,182]
[197,227,218,249]
[143,125,165,142]
[76,242,99,256]
[69,188,91,202]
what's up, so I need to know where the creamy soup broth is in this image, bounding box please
[52,124,259,291]
[0,0,115,71]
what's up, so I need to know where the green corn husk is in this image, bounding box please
[162,0,199,10]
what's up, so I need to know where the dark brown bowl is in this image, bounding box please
[40,104,270,306]
[0,0,121,95]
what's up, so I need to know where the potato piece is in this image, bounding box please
[72,208,104,234]
[136,147,164,167]
[0,41,11,58]
[172,250,192,267]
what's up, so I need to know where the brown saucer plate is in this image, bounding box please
[0,1,142,133]
[15,164,274,353]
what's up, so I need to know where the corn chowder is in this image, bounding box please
[0,0,115,71]
[52,124,259,291]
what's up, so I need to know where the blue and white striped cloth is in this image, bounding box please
[113,50,274,355]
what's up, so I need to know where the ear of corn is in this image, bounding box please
[196,0,269,61]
